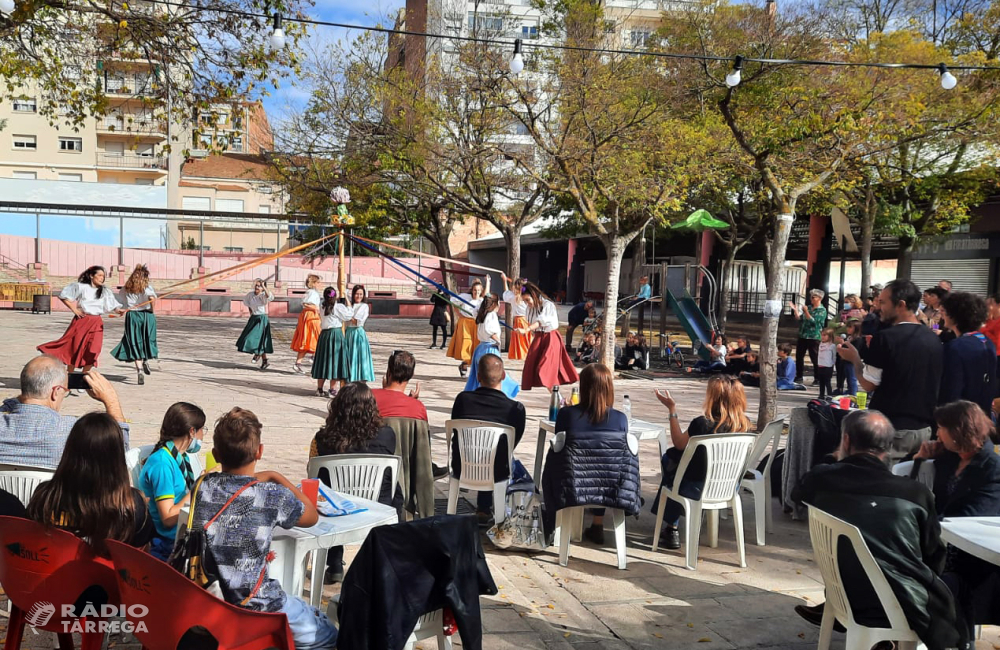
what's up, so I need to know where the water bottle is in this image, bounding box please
[570,387,580,406]
[623,394,632,427]
[549,386,561,421]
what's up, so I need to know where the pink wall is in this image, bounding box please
[0,234,443,287]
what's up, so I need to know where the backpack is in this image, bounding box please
[169,475,267,605]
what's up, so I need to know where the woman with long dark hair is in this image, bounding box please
[312,287,352,397]
[38,265,124,372]
[111,264,159,385]
[309,382,399,582]
[447,277,489,378]
[236,278,275,369]
[345,284,375,383]
[518,281,579,391]
[502,274,532,360]
[28,412,153,552]
[465,294,520,397]
[137,401,206,560]
[291,273,323,374]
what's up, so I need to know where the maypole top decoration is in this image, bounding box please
[330,186,354,226]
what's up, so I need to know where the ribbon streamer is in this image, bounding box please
[349,233,506,276]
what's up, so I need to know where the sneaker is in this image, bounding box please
[432,463,449,480]
[316,389,329,398]
[458,364,467,378]
[661,526,681,550]
[141,360,151,375]
[260,360,270,371]
[137,373,144,386]
[429,344,438,349]
[793,603,846,633]
[251,355,260,364]
[324,565,345,584]
[439,344,448,350]
[583,523,605,545]
[293,363,305,374]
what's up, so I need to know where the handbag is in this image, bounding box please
[487,461,545,551]
[169,475,267,604]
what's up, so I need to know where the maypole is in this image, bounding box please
[330,186,353,299]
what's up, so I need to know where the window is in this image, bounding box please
[58,173,83,182]
[134,178,154,185]
[603,20,616,33]
[629,29,651,48]
[257,247,275,254]
[229,135,243,152]
[104,141,125,156]
[521,25,538,39]
[12,171,37,179]
[224,246,244,252]
[198,133,213,149]
[182,196,211,211]
[59,137,83,152]
[13,135,37,150]
[13,97,37,112]
[467,12,503,31]
[135,143,154,157]
[215,199,244,212]
[258,205,272,214]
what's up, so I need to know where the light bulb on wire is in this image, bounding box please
[0,0,15,16]
[938,63,957,90]
[269,13,286,51]
[725,55,744,88]
[510,38,524,75]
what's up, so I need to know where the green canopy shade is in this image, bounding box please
[671,209,729,232]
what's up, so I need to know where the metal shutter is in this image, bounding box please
[910,259,990,295]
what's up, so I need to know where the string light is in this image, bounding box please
[938,63,957,90]
[0,0,15,15]
[268,13,285,51]
[510,38,524,75]
[725,55,744,87]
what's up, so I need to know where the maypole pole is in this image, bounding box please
[330,186,353,299]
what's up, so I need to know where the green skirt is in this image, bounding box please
[345,326,375,382]
[236,314,274,355]
[111,310,159,362]
[312,328,349,380]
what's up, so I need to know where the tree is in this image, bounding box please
[0,0,306,134]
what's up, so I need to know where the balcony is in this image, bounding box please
[102,74,155,96]
[98,114,167,136]
[96,152,167,171]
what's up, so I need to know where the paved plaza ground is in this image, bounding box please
[1,309,998,649]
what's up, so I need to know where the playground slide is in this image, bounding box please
[666,290,714,362]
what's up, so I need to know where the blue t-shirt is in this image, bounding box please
[638,284,652,300]
[139,445,189,538]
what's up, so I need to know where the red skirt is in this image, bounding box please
[38,315,104,368]
[521,330,579,390]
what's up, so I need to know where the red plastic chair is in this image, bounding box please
[0,516,119,650]
[105,540,294,650]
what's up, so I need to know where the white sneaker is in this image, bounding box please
[293,364,305,374]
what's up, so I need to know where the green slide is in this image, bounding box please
[666,290,715,362]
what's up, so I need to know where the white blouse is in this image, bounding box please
[348,302,369,327]
[117,287,156,311]
[244,290,273,315]
[60,283,122,316]
[302,288,322,308]
[477,312,501,344]
[531,300,560,333]
[503,290,528,318]
[321,303,353,330]
[458,294,483,319]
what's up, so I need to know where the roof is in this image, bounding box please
[181,154,273,182]
[469,215,571,250]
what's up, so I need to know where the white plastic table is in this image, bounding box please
[534,417,665,485]
[941,517,1000,566]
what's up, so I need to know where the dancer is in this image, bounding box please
[429,292,450,350]
[466,294,520,398]
[313,287,352,397]
[502,274,532,360]
[111,264,159,385]
[345,284,375,383]
[236,279,274,370]
[518,281,579,391]
[39,265,124,372]
[446,277,489,378]
[291,273,322,374]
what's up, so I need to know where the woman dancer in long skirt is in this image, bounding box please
[111,264,159,385]
[312,287,352,397]
[446,276,488,378]
[345,284,375,383]
[236,278,274,370]
[502,274,532,360]
[39,265,124,372]
[518,282,579,391]
[466,293,520,398]
[291,273,322,374]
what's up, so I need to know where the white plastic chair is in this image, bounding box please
[327,594,452,650]
[807,505,925,650]
[652,433,756,570]
[891,459,936,491]
[307,454,401,503]
[129,444,205,488]
[445,419,515,524]
[550,432,637,570]
[741,418,785,546]
[0,469,54,505]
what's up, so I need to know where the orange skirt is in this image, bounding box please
[509,315,532,360]
[446,316,477,363]
[290,306,321,353]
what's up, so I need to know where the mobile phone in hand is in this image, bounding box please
[68,372,88,390]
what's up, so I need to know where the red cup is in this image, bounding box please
[838,396,853,410]
[301,478,319,507]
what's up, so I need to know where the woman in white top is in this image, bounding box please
[111,264,158,385]
[39,265,124,372]
[312,287,353,397]
[236,278,274,370]
[344,284,375,383]
[465,294,521,398]
[446,277,489,378]
[517,281,579,391]
[502,274,532,360]
[291,274,323,374]
[688,334,728,374]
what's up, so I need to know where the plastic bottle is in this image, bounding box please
[570,387,580,406]
[549,386,561,421]
[623,394,632,427]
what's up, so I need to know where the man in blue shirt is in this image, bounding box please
[565,299,594,352]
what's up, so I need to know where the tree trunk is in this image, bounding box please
[860,211,875,299]
[600,235,627,370]
[501,225,522,351]
[896,236,915,280]
[630,231,646,292]
[757,210,795,429]
[718,245,736,333]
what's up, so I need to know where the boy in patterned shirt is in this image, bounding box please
[191,407,337,649]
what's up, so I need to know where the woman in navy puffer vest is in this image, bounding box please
[542,363,640,545]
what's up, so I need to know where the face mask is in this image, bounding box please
[187,437,202,454]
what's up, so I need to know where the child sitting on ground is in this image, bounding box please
[575,333,599,364]
[191,407,337,650]
[777,343,806,391]
[739,350,760,387]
